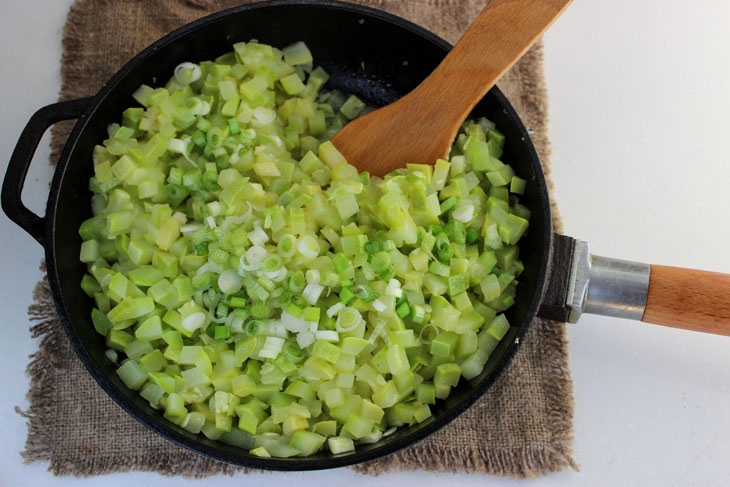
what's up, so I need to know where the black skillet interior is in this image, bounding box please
[47,0,552,470]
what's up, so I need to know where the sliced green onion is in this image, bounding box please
[434,235,453,263]
[335,307,362,333]
[82,42,529,460]
[339,287,355,304]
[302,282,324,305]
[297,235,320,259]
[262,254,283,273]
[250,301,271,319]
[245,320,264,336]
[439,196,458,214]
[364,240,380,255]
[282,342,305,364]
[218,270,243,295]
[305,269,320,284]
[354,284,379,302]
[289,271,306,293]
[277,234,298,258]
[411,304,427,324]
[174,62,202,84]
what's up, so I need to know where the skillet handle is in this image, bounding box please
[1,97,92,246]
[642,266,730,336]
[539,235,730,336]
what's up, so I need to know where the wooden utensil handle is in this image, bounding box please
[415,0,572,125]
[643,265,730,335]
[330,0,572,176]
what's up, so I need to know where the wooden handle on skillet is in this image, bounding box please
[551,239,730,336]
[643,265,730,336]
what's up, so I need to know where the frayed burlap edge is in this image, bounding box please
[18,266,249,478]
[18,267,60,468]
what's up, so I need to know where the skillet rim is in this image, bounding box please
[43,0,553,470]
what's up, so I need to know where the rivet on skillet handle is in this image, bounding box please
[1,97,92,246]
[539,234,730,336]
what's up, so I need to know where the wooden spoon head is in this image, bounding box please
[330,92,459,177]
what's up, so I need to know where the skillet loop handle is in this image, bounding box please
[1,97,92,246]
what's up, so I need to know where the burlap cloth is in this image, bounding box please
[19,0,575,478]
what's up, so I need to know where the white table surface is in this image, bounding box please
[3,1,730,485]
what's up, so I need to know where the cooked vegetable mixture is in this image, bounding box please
[78,40,530,458]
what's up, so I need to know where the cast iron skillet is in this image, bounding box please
[1,0,553,470]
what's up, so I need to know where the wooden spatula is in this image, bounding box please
[331,0,572,176]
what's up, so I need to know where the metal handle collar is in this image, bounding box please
[566,240,651,323]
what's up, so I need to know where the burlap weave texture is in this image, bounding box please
[21,0,575,478]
